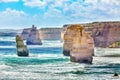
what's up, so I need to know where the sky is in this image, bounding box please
[0,0,120,29]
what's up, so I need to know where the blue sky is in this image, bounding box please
[0,0,120,29]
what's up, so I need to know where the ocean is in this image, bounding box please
[0,36,120,80]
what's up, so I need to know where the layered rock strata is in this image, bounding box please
[39,28,61,40]
[63,24,94,64]
[62,21,120,48]
[84,22,120,47]
[16,35,29,56]
[21,27,61,40]
[21,28,31,40]
[26,25,42,45]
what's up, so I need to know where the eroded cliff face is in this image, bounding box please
[21,28,31,40]
[39,28,61,40]
[20,25,42,45]
[84,22,120,47]
[62,21,120,48]
[26,25,42,45]
[63,24,94,64]
[21,27,62,40]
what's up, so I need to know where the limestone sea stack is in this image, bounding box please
[21,28,32,40]
[63,25,73,56]
[16,35,29,56]
[26,25,42,45]
[63,24,94,64]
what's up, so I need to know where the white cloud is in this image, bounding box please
[1,8,27,17]
[101,0,120,6]
[85,0,98,4]
[21,0,120,16]
[61,0,120,21]
[23,0,47,8]
[44,9,62,18]
[0,8,29,28]
[0,8,48,28]
[50,0,69,8]
[0,0,120,28]
[24,0,119,23]
[22,0,70,9]
[0,0,19,3]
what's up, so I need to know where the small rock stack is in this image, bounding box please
[16,35,29,56]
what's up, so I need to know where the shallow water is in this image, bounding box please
[0,36,120,80]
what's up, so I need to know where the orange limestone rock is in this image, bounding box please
[62,21,120,48]
[63,24,94,64]
[63,25,75,56]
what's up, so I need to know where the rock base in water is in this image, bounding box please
[70,56,93,64]
[17,46,29,56]
[26,41,42,45]
[26,25,42,45]
[16,35,29,57]
[63,50,70,56]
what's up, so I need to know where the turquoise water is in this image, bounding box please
[0,36,120,80]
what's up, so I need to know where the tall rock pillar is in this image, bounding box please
[16,35,29,56]
[63,24,94,64]
[26,25,42,45]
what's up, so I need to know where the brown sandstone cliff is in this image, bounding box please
[62,21,120,48]
[63,24,94,64]
[84,22,120,47]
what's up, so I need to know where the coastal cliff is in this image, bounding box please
[21,27,61,40]
[39,28,61,40]
[84,22,120,47]
[63,24,94,64]
[62,21,120,48]
[62,21,120,63]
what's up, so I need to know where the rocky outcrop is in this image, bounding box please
[16,35,29,56]
[63,24,94,64]
[62,21,120,48]
[62,21,120,63]
[83,22,120,47]
[39,28,62,40]
[21,28,31,40]
[21,27,62,40]
[26,25,42,45]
